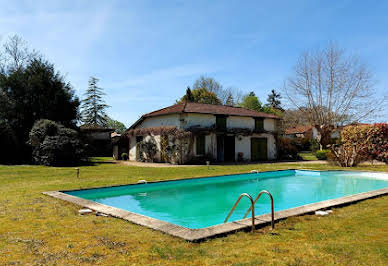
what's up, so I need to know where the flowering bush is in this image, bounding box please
[330,123,388,167]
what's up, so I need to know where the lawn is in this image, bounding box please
[298,151,318,161]
[0,159,387,265]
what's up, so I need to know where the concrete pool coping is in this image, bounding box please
[42,170,388,242]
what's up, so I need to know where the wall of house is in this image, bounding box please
[128,135,162,161]
[192,133,217,159]
[227,116,276,131]
[127,114,278,163]
[181,113,216,129]
[129,137,136,161]
[137,114,181,128]
[264,118,276,132]
[235,133,277,161]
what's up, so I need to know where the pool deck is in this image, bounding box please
[43,171,388,242]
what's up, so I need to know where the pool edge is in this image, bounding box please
[42,187,388,242]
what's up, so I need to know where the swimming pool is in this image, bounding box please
[64,170,388,229]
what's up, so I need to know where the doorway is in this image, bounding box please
[224,136,235,162]
[251,138,267,161]
[217,135,235,162]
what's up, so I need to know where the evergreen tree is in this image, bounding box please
[185,86,194,102]
[80,77,110,126]
[266,89,283,110]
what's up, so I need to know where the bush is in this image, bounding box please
[121,152,128,160]
[278,138,299,160]
[28,119,86,166]
[137,138,157,162]
[315,150,330,160]
[292,137,311,151]
[331,125,375,167]
[310,139,320,152]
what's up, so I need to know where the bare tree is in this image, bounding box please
[285,42,386,147]
[1,35,37,71]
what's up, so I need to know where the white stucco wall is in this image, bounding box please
[235,133,277,161]
[227,116,253,129]
[127,113,278,163]
[264,118,276,132]
[137,114,181,128]
[129,137,137,161]
[181,113,216,129]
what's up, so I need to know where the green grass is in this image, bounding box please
[298,151,318,161]
[0,160,387,265]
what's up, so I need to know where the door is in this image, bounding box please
[224,136,235,162]
[217,135,224,162]
[251,138,267,161]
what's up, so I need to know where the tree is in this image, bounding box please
[0,57,80,163]
[281,108,311,129]
[179,86,195,103]
[0,35,38,73]
[28,119,86,166]
[177,87,221,105]
[193,76,223,95]
[107,118,127,133]
[285,42,385,148]
[239,92,262,111]
[192,76,244,105]
[0,36,80,163]
[191,88,221,105]
[225,93,234,106]
[80,76,110,126]
[266,89,283,111]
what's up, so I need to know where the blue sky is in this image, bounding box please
[0,0,387,126]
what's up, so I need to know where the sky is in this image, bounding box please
[0,0,387,127]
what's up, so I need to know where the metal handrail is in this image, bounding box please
[243,190,275,229]
[224,193,255,232]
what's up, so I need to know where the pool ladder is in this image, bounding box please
[224,190,275,232]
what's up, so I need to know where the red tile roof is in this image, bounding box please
[285,125,312,134]
[130,102,281,129]
[145,102,281,119]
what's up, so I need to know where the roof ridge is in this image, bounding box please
[144,102,184,116]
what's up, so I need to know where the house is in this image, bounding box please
[80,124,114,156]
[285,125,319,139]
[116,102,281,164]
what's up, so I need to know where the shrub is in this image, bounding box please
[329,124,375,167]
[315,150,330,160]
[278,138,298,160]
[137,138,157,162]
[292,137,311,151]
[28,119,86,166]
[121,152,128,160]
[366,123,388,163]
[310,139,320,152]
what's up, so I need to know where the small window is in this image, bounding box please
[136,136,143,143]
[255,118,264,131]
[196,135,206,155]
[216,115,227,130]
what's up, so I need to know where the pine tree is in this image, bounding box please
[80,77,110,126]
[266,89,283,110]
[185,86,194,102]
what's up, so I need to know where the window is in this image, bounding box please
[216,115,227,130]
[196,135,206,155]
[255,118,264,131]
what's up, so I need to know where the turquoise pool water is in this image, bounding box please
[66,170,388,229]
